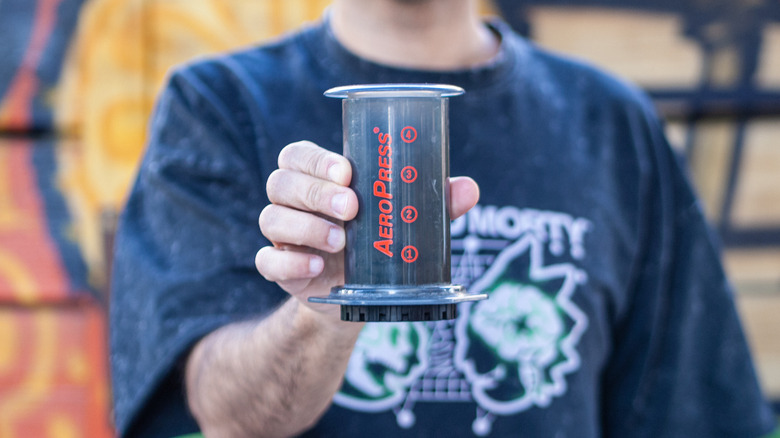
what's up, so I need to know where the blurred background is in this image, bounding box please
[0,0,778,435]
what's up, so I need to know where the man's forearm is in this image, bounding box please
[185,298,363,437]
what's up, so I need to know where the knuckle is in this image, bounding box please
[255,246,313,285]
[281,141,336,179]
[301,223,323,248]
[279,141,315,168]
[304,149,331,178]
[305,182,325,210]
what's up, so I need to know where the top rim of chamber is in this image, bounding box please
[324,83,465,98]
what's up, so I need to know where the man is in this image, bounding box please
[110,0,777,436]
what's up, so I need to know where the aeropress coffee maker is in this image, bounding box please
[309,84,487,322]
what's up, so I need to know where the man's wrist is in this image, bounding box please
[291,298,364,343]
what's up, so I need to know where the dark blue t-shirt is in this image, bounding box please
[109,17,776,438]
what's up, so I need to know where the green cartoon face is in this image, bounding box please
[469,282,564,366]
[338,322,429,408]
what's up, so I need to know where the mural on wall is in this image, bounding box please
[0,0,87,131]
[496,0,780,245]
[0,0,112,436]
[54,0,337,291]
[0,0,777,436]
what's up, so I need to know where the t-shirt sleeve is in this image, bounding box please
[109,65,286,436]
[600,102,777,437]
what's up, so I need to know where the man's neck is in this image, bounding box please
[329,0,499,71]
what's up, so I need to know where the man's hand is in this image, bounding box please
[254,140,480,318]
[255,140,359,317]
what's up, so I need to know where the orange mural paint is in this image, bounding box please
[0,143,70,304]
[0,304,111,438]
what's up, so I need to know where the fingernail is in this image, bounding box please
[309,257,324,275]
[331,192,348,216]
[327,227,344,250]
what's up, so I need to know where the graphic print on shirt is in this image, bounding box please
[333,204,591,436]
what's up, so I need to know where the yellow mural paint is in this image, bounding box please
[66,350,89,384]
[0,250,39,304]
[47,414,79,438]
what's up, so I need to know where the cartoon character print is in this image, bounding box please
[335,322,429,414]
[333,205,591,436]
[454,234,588,419]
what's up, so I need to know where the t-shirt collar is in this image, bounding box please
[301,11,524,94]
